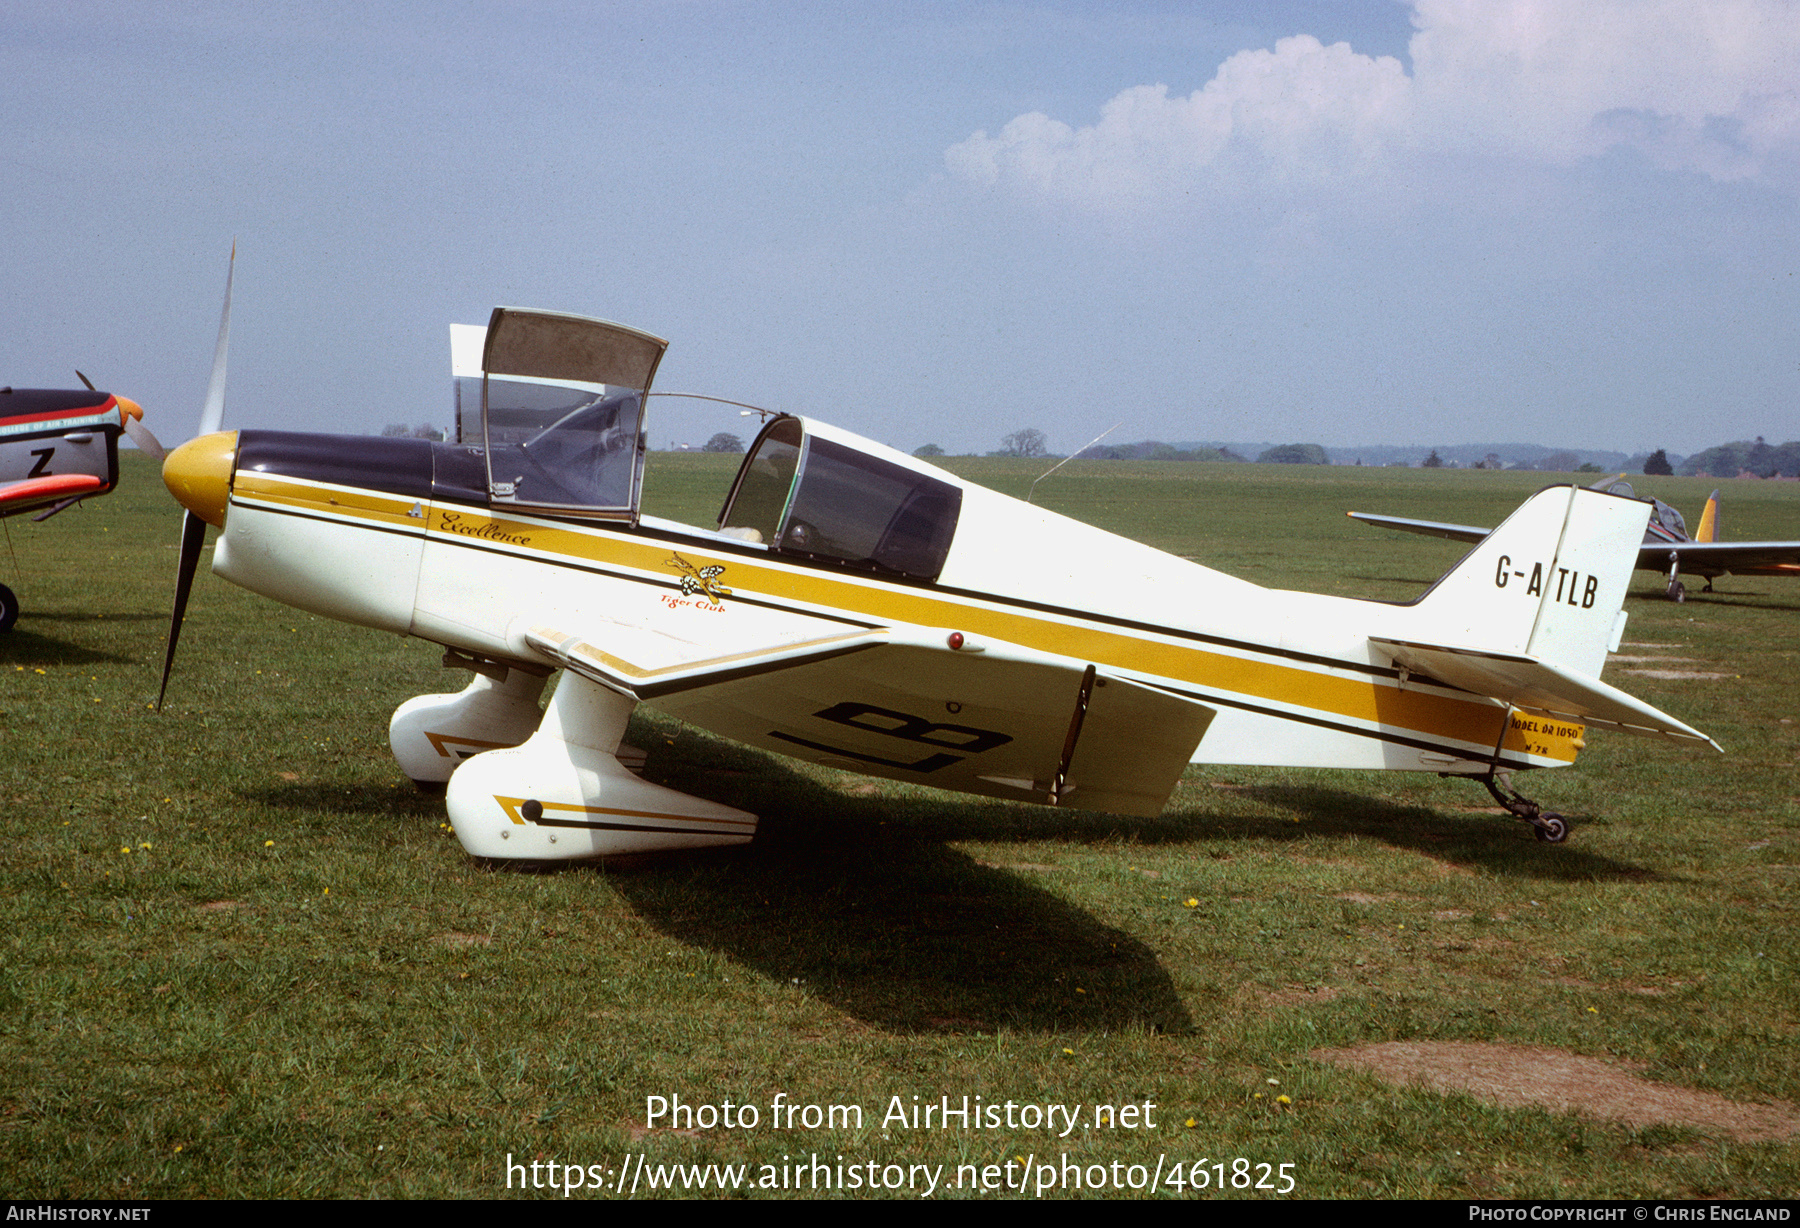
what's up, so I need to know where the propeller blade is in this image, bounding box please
[123,414,167,462]
[75,370,97,391]
[197,242,234,437]
[156,509,208,711]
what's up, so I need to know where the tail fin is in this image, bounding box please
[1380,484,1716,749]
[1410,484,1650,679]
[1695,490,1721,543]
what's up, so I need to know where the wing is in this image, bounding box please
[1637,539,1800,580]
[1346,512,1490,543]
[526,622,1216,817]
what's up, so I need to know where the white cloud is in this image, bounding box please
[1411,0,1800,178]
[946,35,1411,209]
[946,0,1800,207]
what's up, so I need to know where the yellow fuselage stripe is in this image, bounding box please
[230,475,1573,763]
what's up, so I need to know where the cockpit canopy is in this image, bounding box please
[718,416,962,582]
[452,309,960,577]
[470,307,666,520]
[1596,478,1686,538]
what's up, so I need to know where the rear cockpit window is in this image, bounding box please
[720,418,961,581]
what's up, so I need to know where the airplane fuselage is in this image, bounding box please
[0,389,132,517]
[211,428,1579,797]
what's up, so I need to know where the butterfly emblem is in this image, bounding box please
[665,553,732,604]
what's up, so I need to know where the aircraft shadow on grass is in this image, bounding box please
[0,625,140,668]
[249,759,1193,1035]
[239,716,1652,1034]
[1216,783,1660,883]
[1643,589,1800,613]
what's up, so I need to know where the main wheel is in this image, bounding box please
[1667,579,1686,603]
[0,582,17,632]
[1534,813,1569,843]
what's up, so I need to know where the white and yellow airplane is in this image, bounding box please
[158,307,1716,858]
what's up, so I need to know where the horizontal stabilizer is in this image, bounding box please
[1371,636,1720,750]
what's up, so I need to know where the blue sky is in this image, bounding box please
[5,2,1795,457]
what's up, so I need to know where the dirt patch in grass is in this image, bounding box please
[1622,669,1731,680]
[1262,984,1341,1007]
[1551,976,1685,997]
[1313,1042,1800,1142]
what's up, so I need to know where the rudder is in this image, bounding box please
[1411,485,1650,678]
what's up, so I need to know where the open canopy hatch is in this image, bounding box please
[475,307,667,521]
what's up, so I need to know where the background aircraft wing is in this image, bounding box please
[1346,511,1489,543]
[1641,539,1800,579]
[0,473,106,519]
[527,622,1215,816]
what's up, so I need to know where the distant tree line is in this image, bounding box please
[1075,441,1245,462]
[1675,437,1800,479]
[1257,443,1328,465]
[910,433,1799,476]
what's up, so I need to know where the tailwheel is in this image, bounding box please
[1481,772,1571,844]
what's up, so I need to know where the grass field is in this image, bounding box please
[1,452,1795,1199]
